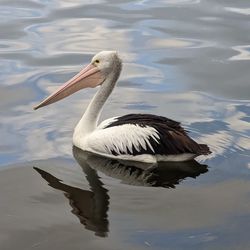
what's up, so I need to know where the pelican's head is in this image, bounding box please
[91,51,122,78]
[34,50,122,110]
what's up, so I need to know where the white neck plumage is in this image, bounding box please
[74,70,119,139]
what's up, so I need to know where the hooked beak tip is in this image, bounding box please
[33,105,40,110]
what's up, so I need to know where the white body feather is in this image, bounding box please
[73,117,195,163]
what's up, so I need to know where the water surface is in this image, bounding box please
[0,0,250,249]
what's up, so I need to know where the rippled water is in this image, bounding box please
[0,0,250,249]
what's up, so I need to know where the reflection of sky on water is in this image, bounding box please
[0,6,44,20]
[0,0,249,170]
[229,45,250,61]
[121,0,201,10]
[1,0,249,94]
[225,7,250,16]
[1,87,250,174]
[0,0,250,248]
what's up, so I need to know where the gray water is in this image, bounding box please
[0,0,250,249]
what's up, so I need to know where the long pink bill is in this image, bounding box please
[34,64,105,110]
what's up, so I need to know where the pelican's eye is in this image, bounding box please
[95,59,100,64]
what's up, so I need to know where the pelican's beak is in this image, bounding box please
[34,64,105,110]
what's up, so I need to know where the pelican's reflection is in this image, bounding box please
[34,165,109,237]
[73,147,208,188]
[34,147,208,238]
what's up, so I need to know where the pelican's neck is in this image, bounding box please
[74,74,117,137]
[84,80,114,126]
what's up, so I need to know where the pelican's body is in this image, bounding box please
[35,51,211,163]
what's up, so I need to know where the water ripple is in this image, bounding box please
[225,7,250,16]
[0,6,44,20]
[229,45,250,61]
[121,0,201,10]
[147,38,214,49]
[0,40,31,52]
[26,18,133,55]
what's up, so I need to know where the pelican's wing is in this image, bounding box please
[87,114,210,156]
[97,117,118,129]
[87,123,160,156]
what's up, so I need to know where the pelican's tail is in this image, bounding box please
[198,144,212,155]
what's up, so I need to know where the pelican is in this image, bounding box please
[34,51,211,163]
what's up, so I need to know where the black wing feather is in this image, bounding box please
[104,114,211,156]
